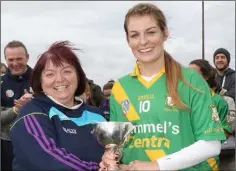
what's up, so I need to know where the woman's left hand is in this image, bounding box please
[127,160,159,171]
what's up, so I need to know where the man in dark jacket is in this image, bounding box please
[213,48,235,170]
[1,40,33,171]
[213,48,235,101]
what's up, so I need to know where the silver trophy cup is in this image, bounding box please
[91,121,134,170]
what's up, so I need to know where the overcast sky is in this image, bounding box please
[1,1,235,86]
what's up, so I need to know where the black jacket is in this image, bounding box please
[1,65,32,107]
[1,65,32,140]
[216,68,235,101]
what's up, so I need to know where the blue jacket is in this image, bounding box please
[1,65,32,108]
[9,94,106,171]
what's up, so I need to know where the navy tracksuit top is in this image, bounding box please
[1,66,32,108]
[10,94,106,171]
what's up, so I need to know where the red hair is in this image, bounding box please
[30,41,86,97]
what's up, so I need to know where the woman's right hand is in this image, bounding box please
[99,150,117,170]
[99,144,120,171]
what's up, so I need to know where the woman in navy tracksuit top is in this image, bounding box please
[9,41,106,171]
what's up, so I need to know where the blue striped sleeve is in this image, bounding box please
[10,114,99,171]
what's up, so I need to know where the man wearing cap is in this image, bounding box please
[213,48,235,101]
[213,48,235,171]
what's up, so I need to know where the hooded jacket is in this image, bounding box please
[216,68,235,101]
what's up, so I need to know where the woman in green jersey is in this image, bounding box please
[189,59,232,136]
[189,59,235,171]
[100,3,226,171]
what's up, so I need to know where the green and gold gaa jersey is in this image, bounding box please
[211,90,232,134]
[109,64,226,171]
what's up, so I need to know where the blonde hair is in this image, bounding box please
[124,3,191,110]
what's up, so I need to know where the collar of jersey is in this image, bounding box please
[129,62,165,88]
[210,88,215,97]
[130,62,165,77]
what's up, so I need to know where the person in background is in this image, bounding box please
[213,48,235,101]
[103,79,115,99]
[1,40,33,171]
[100,3,226,171]
[80,81,96,106]
[81,81,110,120]
[189,59,232,135]
[87,78,107,107]
[98,80,115,121]
[1,62,7,75]
[9,41,106,170]
[189,59,235,171]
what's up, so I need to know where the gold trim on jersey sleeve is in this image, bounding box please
[207,157,218,171]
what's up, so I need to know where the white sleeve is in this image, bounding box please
[156,140,221,170]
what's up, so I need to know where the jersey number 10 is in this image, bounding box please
[139,100,151,113]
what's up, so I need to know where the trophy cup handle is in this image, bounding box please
[121,125,135,146]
